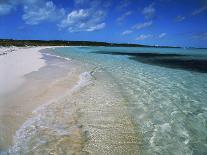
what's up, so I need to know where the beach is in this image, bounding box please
[0,47,46,97]
[1,0,206,154]
[0,46,207,154]
[0,46,140,154]
[0,46,80,152]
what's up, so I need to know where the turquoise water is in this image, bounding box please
[52,46,207,154]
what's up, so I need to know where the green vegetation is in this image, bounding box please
[0,39,179,48]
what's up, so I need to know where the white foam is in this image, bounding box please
[8,71,94,154]
[71,72,93,92]
[159,123,171,132]
[43,53,71,61]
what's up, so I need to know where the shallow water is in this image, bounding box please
[52,46,207,154]
[1,46,207,154]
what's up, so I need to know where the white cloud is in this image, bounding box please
[133,21,153,30]
[0,0,46,16]
[0,0,65,25]
[117,11,132,23]
[175,15,186,22]
[0,4,13,15]
[0,0,19,15]
[135,33,166,40]
[158,33,166,38]
[136,34,153,40]
[22,1,65,25]
[193,32,207,40]
[59,9,106,32]
[122,30,133,35]
[87,23,106,31]
[192,5,207,16]
[0,0,108,32]
[59,0,108,32]
[142,3,155,19]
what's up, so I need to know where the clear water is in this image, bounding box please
[51,46,207,155]
[3,46,207,154]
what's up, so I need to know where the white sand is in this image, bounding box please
[0,47,48,97]
[0,46,18,55]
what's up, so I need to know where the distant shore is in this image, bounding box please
[0,39,181,48]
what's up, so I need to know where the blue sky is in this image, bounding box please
[0,0,207,47]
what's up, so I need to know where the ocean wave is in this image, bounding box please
[8,71,94,154]
[43,53,71,61]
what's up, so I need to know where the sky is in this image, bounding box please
[0,0,207,48]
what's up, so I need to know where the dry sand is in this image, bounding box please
[0,47,47,97]
[0,46,81,150]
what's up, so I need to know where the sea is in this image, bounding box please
[4,46,207,154]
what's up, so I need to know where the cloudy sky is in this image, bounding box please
[0,0,207,47]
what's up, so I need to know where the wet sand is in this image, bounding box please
[0,47,140,154]
[0,48,82,150]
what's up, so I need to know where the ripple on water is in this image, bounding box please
[48,46,207,154]
[8,68,142,154]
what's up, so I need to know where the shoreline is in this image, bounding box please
[0,46,82,151]
[0,45,206,154]
[0,46,140,154]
